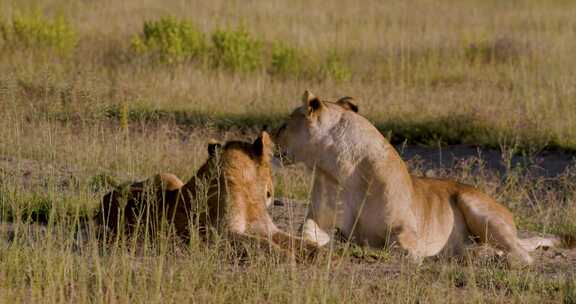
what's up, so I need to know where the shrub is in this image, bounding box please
[0,15,4,45]
[132,17,207,63]
[464,37,526,64]
[210,27,261,72]
[320,50,351,82]
[2,11,77,55]
[270,42,302,76]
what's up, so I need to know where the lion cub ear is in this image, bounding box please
[303,90,322,114]
[253,131,274,163]
[207,140,222,157]
[336,96,359,113]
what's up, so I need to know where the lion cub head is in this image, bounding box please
[276,91,359,167]
[204,131,275,233]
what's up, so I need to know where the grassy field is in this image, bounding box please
[1,0,576,302]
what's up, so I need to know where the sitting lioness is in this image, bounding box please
[96,131,316,255]
[276,91,560,264]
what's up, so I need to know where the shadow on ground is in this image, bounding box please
[398,144,575,178]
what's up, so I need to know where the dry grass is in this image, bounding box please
[1,0,576,303]
[1,121,575,303]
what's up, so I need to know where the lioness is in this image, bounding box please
[96,131,316,255]
[276,91,560,264]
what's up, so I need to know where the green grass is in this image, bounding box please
[270,42,304,77]
[100,105,575,153]
[1,0,576,302]
[319,49,351,82]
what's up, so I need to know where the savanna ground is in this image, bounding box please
[1,0,576,302]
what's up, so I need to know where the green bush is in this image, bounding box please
[2,11,77,55]
[132,17,207,63]
[462,34,525,65]
[0,15,4,45]
[320,50,351,82]
[270,42,302,76]
[211,27,261,72]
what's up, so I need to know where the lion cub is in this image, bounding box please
[96,131,316,256]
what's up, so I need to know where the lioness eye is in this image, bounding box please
[266,191,271,198]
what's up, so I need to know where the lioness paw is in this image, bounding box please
[302,219,331,247]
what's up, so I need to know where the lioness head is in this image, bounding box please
[276,91,359,166]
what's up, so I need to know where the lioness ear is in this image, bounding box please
[336,96,359,113]
[253,131,273,162]
[207,140,222,156]
[303,90,322,114]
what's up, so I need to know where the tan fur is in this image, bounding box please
[152,173,184,191]
[96,132,316,256]
[276,91,560,265]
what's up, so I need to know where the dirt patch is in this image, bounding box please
[0,155,134,193]
[0,155,79,192]
[270,198,307,234]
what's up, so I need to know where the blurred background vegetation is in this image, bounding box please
[1,1,576,302]
[1,0,576,150]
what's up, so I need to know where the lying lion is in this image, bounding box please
[276,91,562,265]
[96,131,316,256]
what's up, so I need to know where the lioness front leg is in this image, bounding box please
[301,172,340,247]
